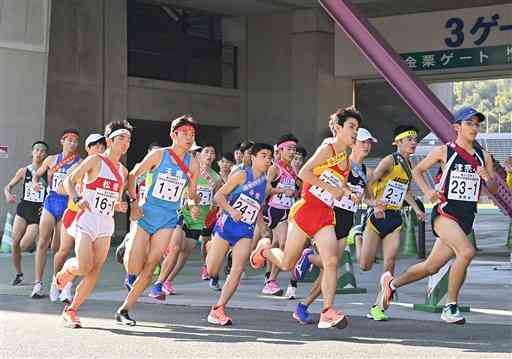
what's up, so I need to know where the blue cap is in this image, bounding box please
[452,107,485,124]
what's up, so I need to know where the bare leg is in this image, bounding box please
[359,225,381,271]
[34,210,56,282]
[11,216,28,274]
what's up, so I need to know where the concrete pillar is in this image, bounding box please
[291,9,353,151]
[0,0,51,224]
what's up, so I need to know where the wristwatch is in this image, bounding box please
[73,195,82,205]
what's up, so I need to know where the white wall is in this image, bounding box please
[0,0,51,224]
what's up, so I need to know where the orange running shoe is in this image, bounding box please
[207,305,232,326]
[318,307,348,329]
[56,268,75,291]
[249,238,271,270]
[62,306,81,329]
[378,271,395,310]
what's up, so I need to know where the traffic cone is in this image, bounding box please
[506,222,512,249]
[413,260,469,313]
[402,208,417,257]
[0,212,14,253]
[336,247,367,294]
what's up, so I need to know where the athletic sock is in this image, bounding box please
[290,279,297,288]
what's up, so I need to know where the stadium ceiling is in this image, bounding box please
[140,0,512,17]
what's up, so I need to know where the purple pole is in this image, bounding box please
[318,0,512,217]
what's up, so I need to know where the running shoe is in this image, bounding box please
[377,271,395,310]
[318,308,348,329]
[209,277,221,291]
[285,285,296,300]
[207,305,232,326]
[12,273,23,286]
[293,248,314,281]
[55,268,75,291]
[366,305,389,321]
[62,306,81,329]
[201,265,210,281]
[115,309,136,326]
[262,280,283,296]
[30,281,44,299]
[59,282,73,304]
[124,274,136,291]
[292,303,314,324]
[249,238,271,270]
[148,282,166,301]
[441,304,466,325]
[162,280,176,295]
[49,276,61,302]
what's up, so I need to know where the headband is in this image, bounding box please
[33,143,48,151]
[108,128,131,139]
[394,130,417,142]
[175,124,196,134]
[278,140,297,150]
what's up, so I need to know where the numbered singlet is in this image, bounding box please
[373,155,411,211]
[22,165,47,203]
[437,144,484,213]
[145,150,191,210]
[228,168,267,226]
[48,153,81,194]
[334,162,367,213]
[303,145,350,208]
[82,157,123,217]
[268,162,298,209]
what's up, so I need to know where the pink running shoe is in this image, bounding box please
[262,280,283,296]
[162,280,176,295]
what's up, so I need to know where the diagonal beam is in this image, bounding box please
[318,0,512,217]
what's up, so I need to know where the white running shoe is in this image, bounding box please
[285,285,296,300]
[59,282,73,304]
[31,281,44,299]
[49,277,61,302]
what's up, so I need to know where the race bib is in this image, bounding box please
[51,172,66,191]
[24,182,45,203]
[232,193,260,225]
[152,173,186,203]
[334,184,363,212]
[382,180,408,208]
[309,169,344,207]
[197,186,213,206]
[447,171,480,202]
[92,188,117,216]
[270,183,295,208]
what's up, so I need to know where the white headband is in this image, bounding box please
[108,129,130,139]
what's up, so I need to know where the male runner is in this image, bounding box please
[115,115,199,326]
[250,107,360,329]
[292,128,377,323]
[377,107,496,324]
[292,147,307,174]
[4,141,48,285]
[31,129,81,298]
[218,152,235,184]
[262,134,300,297]
[150,143,222,297]
[207,143,274,325]
[359,125,425,321]
[55,121,131,328]
[50,134,107,303]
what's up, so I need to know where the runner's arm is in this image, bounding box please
[367,155,393,188]
[298,144,351,197]
[4,167,26,203]
[412,145,445,201]
[63,156,99,200]
[32,156,53,187]
[127,149,163,200]
[187,156,200,205]
[214,171,245,218]
[405,190,425,220]
[267,165,283,195]
[480,151,497,194]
